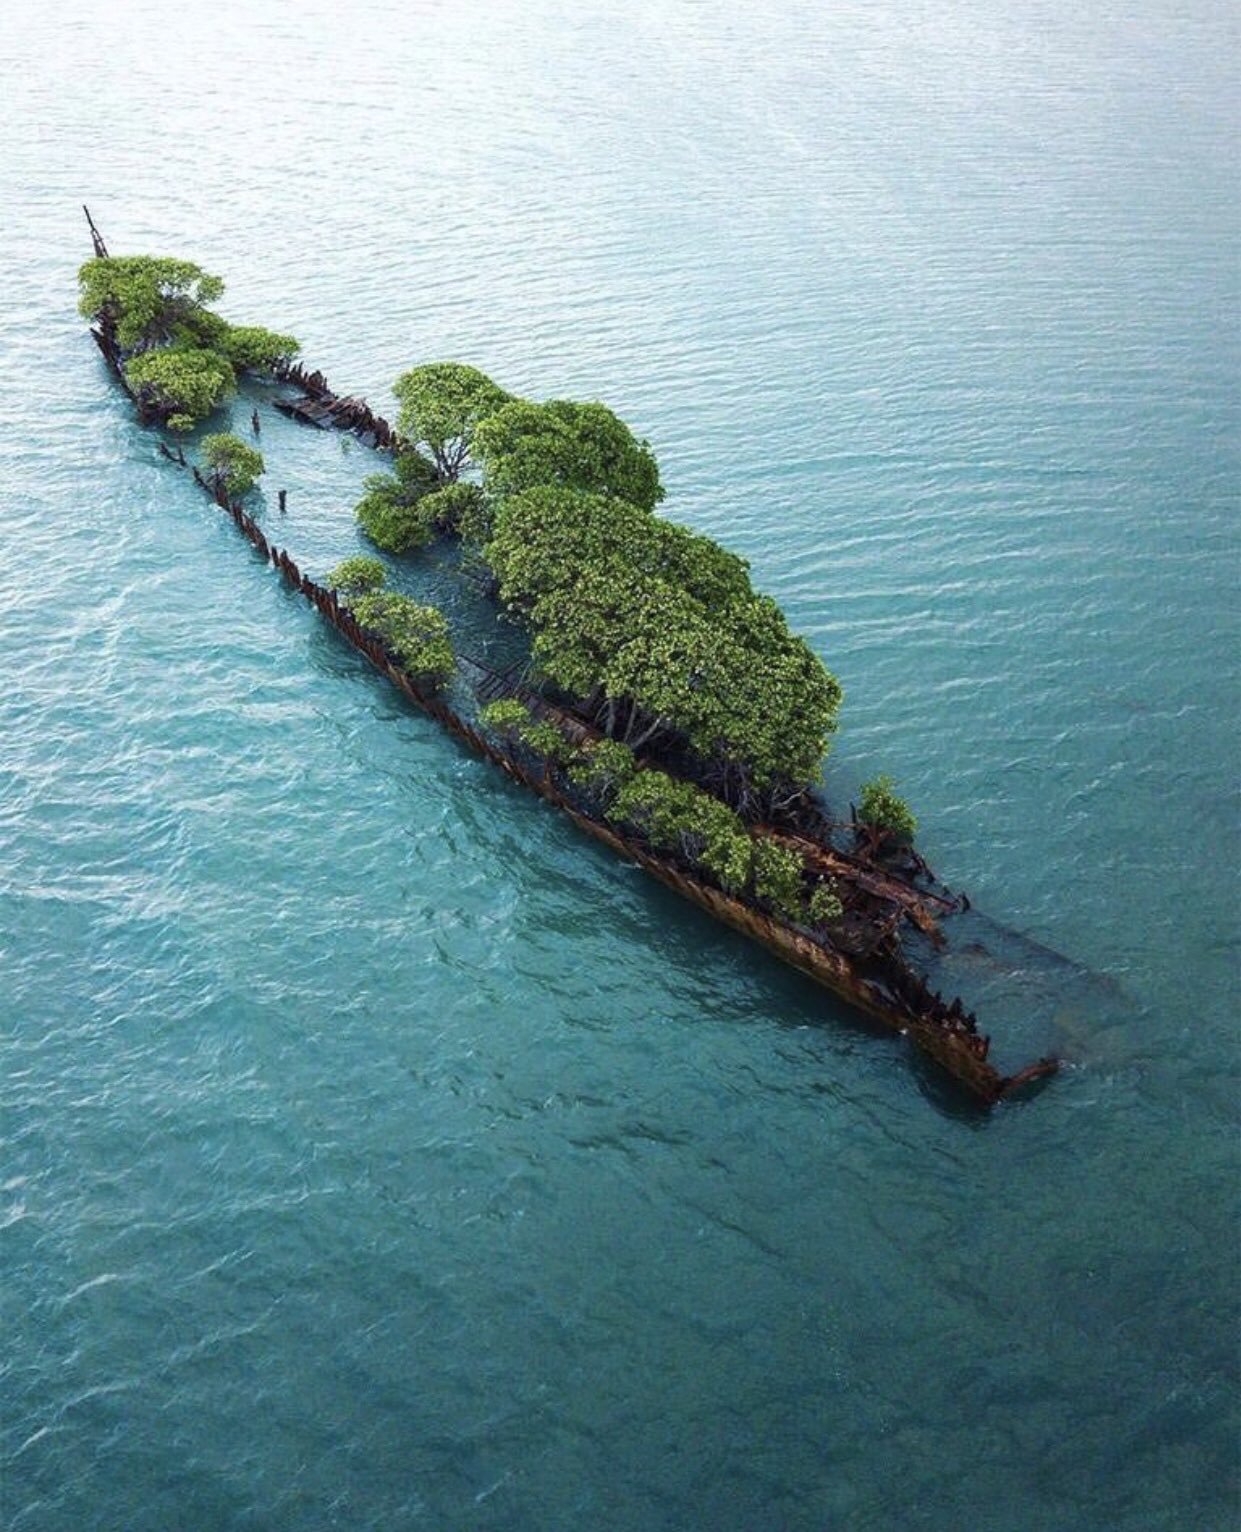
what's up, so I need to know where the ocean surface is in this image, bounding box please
[2,2,1237,1527]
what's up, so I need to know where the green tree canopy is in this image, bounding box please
[606,769,816,916]
[609,770,755,893]
[473,398,664,510]
[807,881,843,925]
[354,472,438,554]
[479,699,532,736]
[349,449,440,554]
[857,775,918,843]
[485,485,748,613]
[392,363,511,482]
[479,698,572,762]
[567,738,638,802]
[201,433,265,495]
[325,556,387,599]
[80,258,299,423]
[219,324,301,372]
[749,839,807,922]
[419,482,490,544]
[352,593,454,685]
[123,345,236,429]
[78,256,225,351]
[485,486,841,801]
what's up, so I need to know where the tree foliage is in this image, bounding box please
[78,256,225,351]
[485,486,841,802]
[351,593,454,684]
[480,699,531,736]
[392,363,511,482]
[80,256,301,428]
[351,449,441,555]
[478,699,571,762]
[123,346,236,429]
[567,738,637,801]
[473,398,664,510]
[858,775,917,843]
[807,881,844,925]
[219,324,301,372]
[325,556,387,599]
[517,717,573,763]
[750,840,807,922]
[604,769,821,916]
[419,482,490,543]
[609,770,754,892]
[392,448,441,494]
[355,473,438,554]
[201,433,265,495]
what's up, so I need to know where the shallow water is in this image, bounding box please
[2,2,1238,1528]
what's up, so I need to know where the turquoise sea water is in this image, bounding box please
[2,2,1238,1527]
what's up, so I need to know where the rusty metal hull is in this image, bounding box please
[183,467,1058,1104]
[79,218,1058,1104]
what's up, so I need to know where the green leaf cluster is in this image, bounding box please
[609,771,756,893]
[567,738,637,801]
[78,256,225,350]
[807,881,844,925]
[352,592,454,684]
[478,699,572,762]
[325,556,388,598]
[750,840,807,922]
[858,775,918,842]
[392,363,511,482]
[474,398,664,510]
[605,770,837,919]
[479,699,532,735]
[219,325,301,372]
[518,718,573,763]
[351,449,441,554]
[485,486,841,794]
[80,255,301,429]
[420,482,490,544]
[355,473,439,554]
[200,433,265,495]
[124,346,236,430]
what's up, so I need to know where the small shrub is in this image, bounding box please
[751,840,807,923]
[568,737,637,801]
[858,775,917,842]
[352,593,454,684]
[201,432,265,495]
[392,449,440,495]
[609,770,753,891]
[699,824,754,893]
[517,717,572,764]
[480,699,571,764]
[124,345,236,428]
[218,324,300,372]
[355,478,437,553]
[420,482,489,541]
[352,452,441,555]
[325,556,387,599]
[480,699,532,735]
[807,881,844,925]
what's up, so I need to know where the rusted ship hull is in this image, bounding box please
[80,214,1057,1104]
